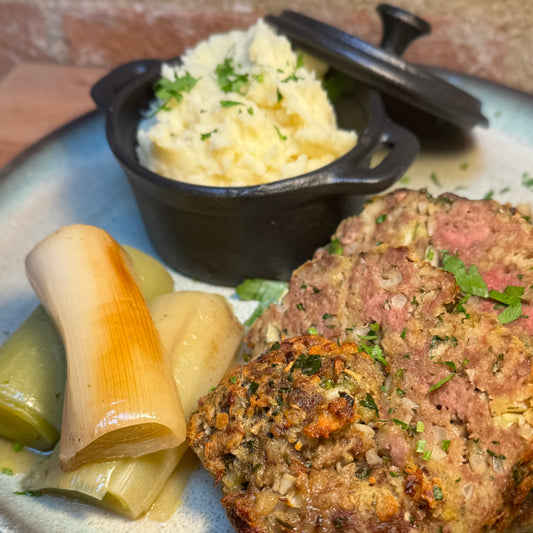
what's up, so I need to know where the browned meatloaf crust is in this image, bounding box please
[190,247,533,533]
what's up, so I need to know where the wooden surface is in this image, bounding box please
[0,62,107,169]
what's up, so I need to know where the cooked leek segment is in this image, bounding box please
[25,224,185,470]
[0,305,64,450]
[121,245,174,301]
[23,443,188,519]
[0,245,174,451]
[148,290,245,416]
[22,289,243,519]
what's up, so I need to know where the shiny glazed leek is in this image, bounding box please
[25,225,185,470]
[23,290,244,519]
[0,245,174,451]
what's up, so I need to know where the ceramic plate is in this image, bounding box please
[0,71,532,532]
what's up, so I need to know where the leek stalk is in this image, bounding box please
[25,224,185,470]
[23,290,243,519]
[0,245,174,451]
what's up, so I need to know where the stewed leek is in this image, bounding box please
[25,224,185,470]
[0,245,174,451]
[23,289,244,519]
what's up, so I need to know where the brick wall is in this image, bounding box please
[1,0,532,94]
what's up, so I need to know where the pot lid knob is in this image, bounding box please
[377,3,430,55]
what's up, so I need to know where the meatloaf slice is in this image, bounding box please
[247,245,458,357]
[188,332,533,533]
[326,188,533,347]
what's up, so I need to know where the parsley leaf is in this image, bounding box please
[427,372,455,395]
[236,279,287,326]
[489,286,524,324]
[215,58,249,93]
[152,71,198,114]
[441,252,488,297]
[360,392,379,413]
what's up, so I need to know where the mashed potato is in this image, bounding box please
[136,20,357,187]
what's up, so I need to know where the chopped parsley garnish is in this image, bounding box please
[441,439,451,452]
[249,382,259,395]
[489,285,525,324]
[320,378,335,390]
[215,58,249,93]
[359,342,387,366]
[152,71,198,114]
[14,490,42,497]
[375,214,387,224]
[200,128,218,141]
[484,189,494,200]
[293,353,322,375]
[360,392,379,413]
[307,326,319,335]
[427,372,455,395]
[235,278,287,326]
[400,328,407,339]
[220,100,245,108]
[282,53,305,82]
[229,376,238,384]
[441,252,489,298]
[274,125,287,141]
[487,449,506,460]
[2,468,14,475]
[433,486,444,501]
[430,172,441,187]
[329,238,344,255]
[12,443,22,453]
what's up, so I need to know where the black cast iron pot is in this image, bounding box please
[91,14,419,286]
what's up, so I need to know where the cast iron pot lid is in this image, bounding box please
[266,4,489,130]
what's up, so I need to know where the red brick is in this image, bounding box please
[63,6,263,68]
[0,2,48,77]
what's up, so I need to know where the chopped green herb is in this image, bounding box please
[376,214,387,224]
[399,176,411,184]
[14,490,42,497]
[427,249,434,261]
[427,372,455,395]
[423,449,433,461]
[296,302,305,311]
[200,128,218,140]
[390,471,400,477]
[320,378,335,390]
[247,107,254,115]
[152,71,198,114]
[459,162,469,171]
[220,100,245,108]
[355,466,371,479]
[274,125,287,141]
[216,58,249,93]
[236,278,287,326]
[442,439,451,452]
[499,186,510,194]
[307,326,319,335]
[489,286,524,324]
[416,440,426,453]
[249,382,259,395]
[229,376,238,384]
[360,392,379,413]
[484,189,494,200]
[252,463,262,473]
[2,468,14,475]
[441,252,489,298]
[293,353,322,375]
[416,421,425,433]
[396,388,406,397]
[430,172,441,187]
[435,361,458,372]
[487,449,506,460]
[282,53,305,82]
[329,238,344,255]
[359,342,387,366]
[13,443,22,453]
[252,73,264,83]
[400,328,407,339]
[433,486,444,501]
[276,88,283,103]
[323,313,336,320]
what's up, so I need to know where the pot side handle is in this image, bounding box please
[334,119,419,194]
[91,59,160,113]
